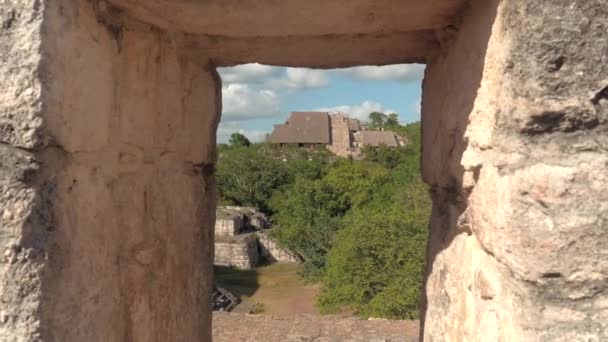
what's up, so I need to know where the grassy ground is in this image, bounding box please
[215,263,321,315]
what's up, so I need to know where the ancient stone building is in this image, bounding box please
[257,231,301,264]
[221,206,270,230]
[213,207,299,269]
[214,234,259,270]
[215,208,245,237]
[267,111,331,149]
[356,130,402,148]
[326,113,353,156]
[1,0,606,341]
[268,111,401,156]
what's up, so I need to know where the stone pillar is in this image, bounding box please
[0,0,219,340]
[421,0,608,340]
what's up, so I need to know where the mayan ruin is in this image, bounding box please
[213,206,299,270]
[1,0,607,341]
[266,111,404,157]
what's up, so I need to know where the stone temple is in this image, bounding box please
[0,0,607,341]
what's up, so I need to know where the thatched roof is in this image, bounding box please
[267,112,330,144]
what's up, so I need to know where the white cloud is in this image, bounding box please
[315,100,397,122]
[218,63,282,84]
[283,68,330,89]
[221,83,281,121]
[338,64,424,83]
[217,64,422,126]
[219,64,330,90]
[264,67,330,90]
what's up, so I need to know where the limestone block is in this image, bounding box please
[215,216,245,237]
[422,0,608,340]
[1,1,219,341]
[214,234,259,270]
[257,231,301,263]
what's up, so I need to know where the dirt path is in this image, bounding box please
[213,312,420,342]
[215,263,321,315]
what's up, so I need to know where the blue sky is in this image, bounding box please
[217,64,424,143]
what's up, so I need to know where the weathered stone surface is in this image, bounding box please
[216,214,245,237]
[215,234,260,270]
[3,0,607,340]
[212,312,419,342]
[422,0,608,340]
[2,0,219,340]
[105,0,466,37]
[0,0,45,150]
[257,231,301,264]
[325,114,352,157]
[187,32,434,68]
[1,1,47,340]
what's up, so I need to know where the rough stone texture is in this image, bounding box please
[104,0,469,68]
[326,114,352,157]
[215,216,244,237]
[185,31,435,68]
[220,206,270,230]
[1,0,219,340]
[105,0,466,37]
[1,1,51,339]
[257,231,301,264]
[421,0,608,340]
[215,234,259,270]
[3,0,607,340]
[212,312,419,342]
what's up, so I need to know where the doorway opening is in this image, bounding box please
[212,63,427,340]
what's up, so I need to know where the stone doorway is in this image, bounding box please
[1,0,606,341]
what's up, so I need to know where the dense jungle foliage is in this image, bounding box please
[216,117,429,319]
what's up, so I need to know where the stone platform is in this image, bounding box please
[212,312,419,342]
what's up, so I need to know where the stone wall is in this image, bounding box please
[215,216,244,237]
[257,232,301,263]
[215,234,259,270]
[2,0,607,340]
[327,114,352,157]
[0,0,219,340]
[421,0,608,340]
[0,1,47,339]
[213,312,419,342]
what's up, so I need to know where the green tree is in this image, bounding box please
[216,146,290,212]
[322,160,390,209]
[368,112,385,129]
[269,179,343,279]
[229,132,251,147]
[215,121,431,320]
[318,180,430,319]
[270,160,390,279]
[362,145,405,169]
[368,112,399,129]
[386,113,399,127]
